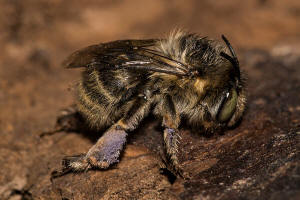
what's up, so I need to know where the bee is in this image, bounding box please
[56,30,246,175]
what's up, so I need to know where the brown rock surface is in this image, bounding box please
[0,1,299,199]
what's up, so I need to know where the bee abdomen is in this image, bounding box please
[76,69,124,129]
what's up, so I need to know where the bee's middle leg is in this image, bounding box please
[62,97,151,172]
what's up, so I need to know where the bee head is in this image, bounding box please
[159,31,246,128]
[204,35,246,128]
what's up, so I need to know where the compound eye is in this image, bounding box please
[218,89,238,122]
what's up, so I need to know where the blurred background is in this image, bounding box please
[0,0,300,199]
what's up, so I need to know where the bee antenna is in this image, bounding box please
[221,35,237,58]
[220,35,240,80]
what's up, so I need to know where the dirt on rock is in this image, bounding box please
[0,1,300,200]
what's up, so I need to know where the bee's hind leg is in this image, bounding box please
[54,106,85,132]
[85,125,128,169]
[60,96,151,173]
[51,154,90,179]
[40,106,85,137]
[55,123,129,176]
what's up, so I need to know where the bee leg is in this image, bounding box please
[40,106,84,137]
[51,154,90,179]
[62,96,151,172]
[84,126,128,169]
[162,95,181,171]
[163,128,180,166]
[56,125,128,174]
[86,96,151,169]
[54,106,84,132]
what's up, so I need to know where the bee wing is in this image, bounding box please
[63,39,156,68]
[63,39,190,76]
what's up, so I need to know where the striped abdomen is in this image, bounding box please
[77,68,143,130]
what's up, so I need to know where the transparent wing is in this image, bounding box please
[63,39,190,76]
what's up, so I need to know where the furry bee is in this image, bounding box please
[58,30,246,174]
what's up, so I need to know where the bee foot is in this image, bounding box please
[163,128,183,174]
[62,154,90,171]
[51,154,90,180]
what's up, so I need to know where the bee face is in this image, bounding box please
[58,30,246,174]
[189,80,245,133]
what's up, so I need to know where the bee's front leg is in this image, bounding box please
[161,95,181,169]
[163,128,181,166]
